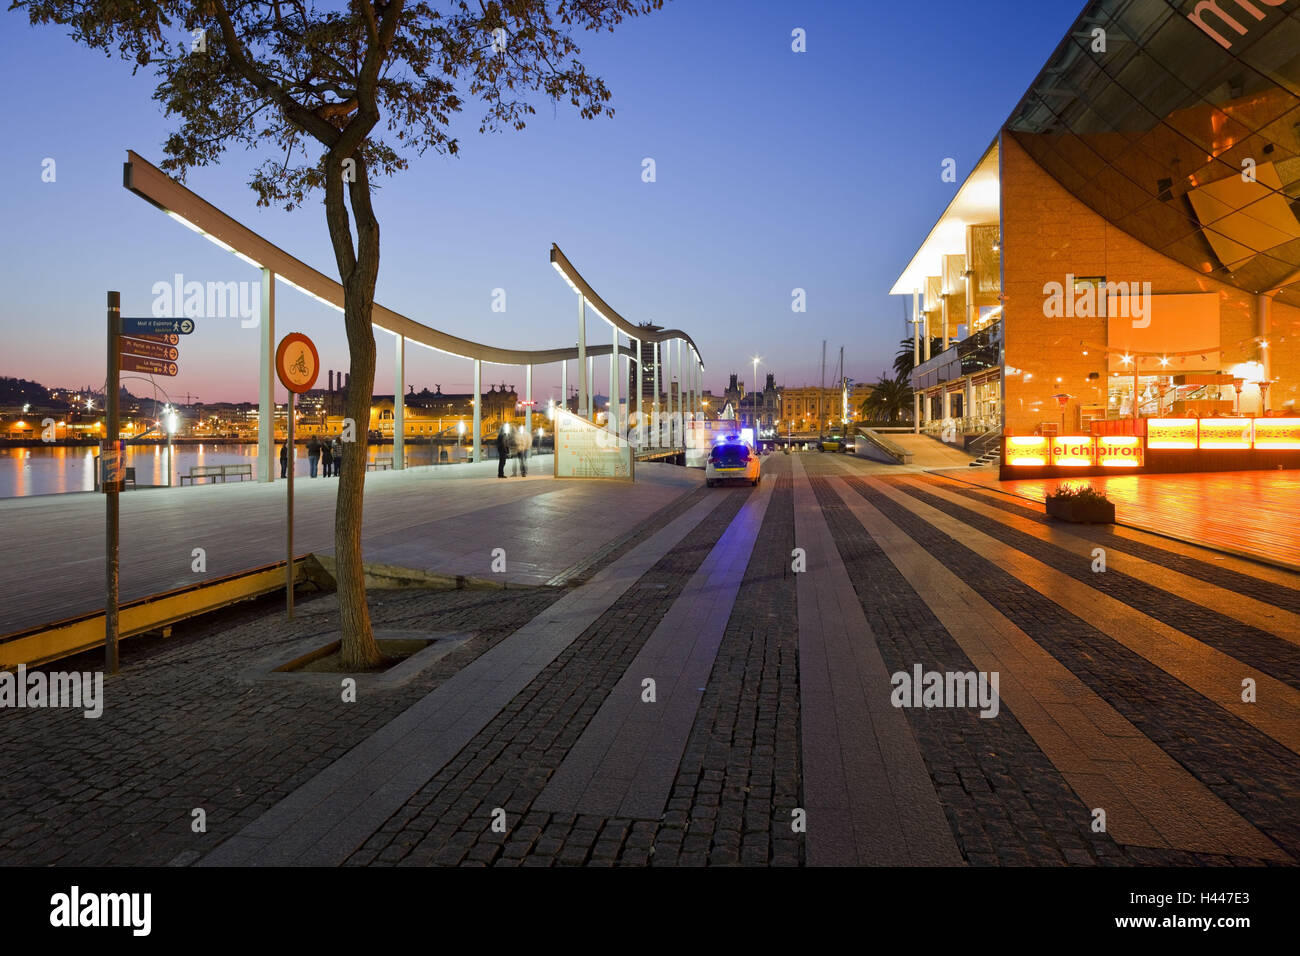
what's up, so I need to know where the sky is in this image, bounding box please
[0,0,1084,407]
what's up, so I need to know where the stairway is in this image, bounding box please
[969,446,1001,467]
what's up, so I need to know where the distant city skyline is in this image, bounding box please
[1,0,1083,404]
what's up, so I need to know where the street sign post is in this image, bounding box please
[105,292,122,674]
[120,336,179,362]
[121,316,196,336]
[275,333,320,620]
[125,332,180,346]
[120,354,179,377]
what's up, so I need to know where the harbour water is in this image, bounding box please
[0,443,459,498]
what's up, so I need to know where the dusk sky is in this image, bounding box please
[1,0,1083,406]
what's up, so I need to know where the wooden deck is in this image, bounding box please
[951,468,1300,571]
[0,457,701,635]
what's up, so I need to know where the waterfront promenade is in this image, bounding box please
[1,452,1297,867]
[0,456,698,635]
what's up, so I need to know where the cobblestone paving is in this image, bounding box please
[5,455,1299,867]
[896,479,1300,687]
[934,478,1300,616]
[648,473,802,867]
[0,586,562,865]
[0,483,711,867]
[804,468,1124,866]
[346,487,754,866]
[843,473,1298,865]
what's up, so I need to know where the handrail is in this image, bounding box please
[855,428,913,465]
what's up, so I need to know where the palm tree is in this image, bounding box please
[860,374,914,424]
[893,337,946,380]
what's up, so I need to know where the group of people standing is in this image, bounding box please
[279,436,344,479]
[496,423,533,478]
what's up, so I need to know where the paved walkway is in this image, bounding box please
[0,456,698,633]
[3,451,1298,866]
[954,468,1300,571]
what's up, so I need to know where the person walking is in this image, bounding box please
[515,421,533,477]
[496,423,510,478]
[321,439,333,478]
[279,442,289,479]
[307,435,321,478]
[331,437,342,478]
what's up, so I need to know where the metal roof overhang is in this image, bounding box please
[889,141,1001,297]
[122,150,680,367]
[548,243,703,367]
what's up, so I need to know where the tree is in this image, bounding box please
[860,374,913,425]
[892,336,945,381]
[16,0,663,668]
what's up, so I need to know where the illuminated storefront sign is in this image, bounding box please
[1197,418,1252,450]
[1096,435,1143,467]
[1146,418,1198,449]
[1050,435,1095,467]
[1253,418,1300,450]
[1005,417,1299,470]
[1007,436,1049,466]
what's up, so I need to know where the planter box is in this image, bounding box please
[1045,496,1115,524]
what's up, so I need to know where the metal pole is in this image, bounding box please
[676,339,682,445]
[587,356,594,420]
[1133,361,1140,424]
[561,360,567,415]
[473,358,482,462]
[394,333,405,470]
[259,268,276,482]
[653,341,661,448]
[525,364,533,436]
[105,291,120,675]
[664,339,672,445]
[577,296,587,419]
[286,389,294,619]
[609,325,619,435]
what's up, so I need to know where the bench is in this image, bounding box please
[221,464,254,481]
[181,465,226,485]
[368,457,393,472]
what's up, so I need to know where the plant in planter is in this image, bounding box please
[1045,483,1116,524]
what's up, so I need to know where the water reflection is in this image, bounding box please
[0,443,455,498]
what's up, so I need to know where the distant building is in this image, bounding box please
[629,322,663,410]
[781,382,872,432]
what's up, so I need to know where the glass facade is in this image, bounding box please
[1005,0,1300,295]
[900,0,1300,442]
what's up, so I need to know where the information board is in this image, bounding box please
[554,408,634,480]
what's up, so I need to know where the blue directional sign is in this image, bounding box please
[121,316,196,336]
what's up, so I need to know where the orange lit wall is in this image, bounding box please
[1000,135,1289,434]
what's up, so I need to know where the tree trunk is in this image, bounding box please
[335,273,382,669]
[324,153,383,671]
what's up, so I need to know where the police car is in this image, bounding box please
[705,436,761,487]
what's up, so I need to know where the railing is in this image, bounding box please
[855,429,913,465]
[922,416,999,437]
[965,426,1003,461]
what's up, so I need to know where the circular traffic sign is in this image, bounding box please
[180,319,194,334]
[276,332,320,393]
